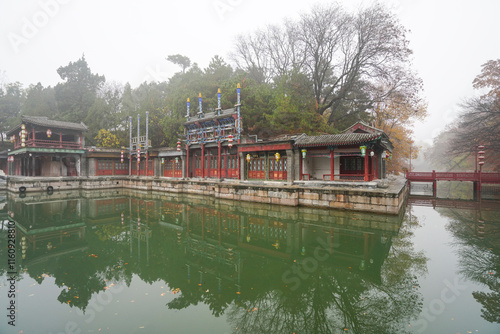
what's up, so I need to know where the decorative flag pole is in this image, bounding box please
[236,83,241,143]
[217,88,221,115]
[129,116,132,175]
[146,111,149,176]
[137,114,140,173]
[186,98,190,121]
[198,93,203,117]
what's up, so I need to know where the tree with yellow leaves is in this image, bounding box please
[372,92,428,174]
[94,129,120,148]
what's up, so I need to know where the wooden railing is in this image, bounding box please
[15,139,82,149]
[407,171,500,183]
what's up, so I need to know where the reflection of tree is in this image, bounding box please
[383,206,428,282]
[225,209,427,334]
[226,265,421,334]
[441,207,500,324]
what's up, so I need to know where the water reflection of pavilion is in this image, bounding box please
[158,196,404,295]
[7,198,86,263]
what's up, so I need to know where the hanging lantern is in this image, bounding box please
[161,158,165,164]
[177,140,181,152]
[246,154,251,163]
[228,134,233,148]
[137,148,141,162]
[370,151,374,157]
[359,146,367,157]
[120,150,124,163]
[175,157,179,164]
[20,124,26,147]
[10,135,14,143]
[47,129,52,138]
[301,149,307,159]
[275,152,280,162]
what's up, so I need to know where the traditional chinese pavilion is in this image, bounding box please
[6,116,88,176]
[294,121,394,181]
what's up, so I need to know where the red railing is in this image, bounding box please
[407,171,500,183]
[15,139,82,149]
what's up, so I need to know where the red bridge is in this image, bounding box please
[406,171,500,184]
[406,170,500,197]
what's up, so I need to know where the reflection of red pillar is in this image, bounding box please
[330,228,334,254]
[364,232,369,260]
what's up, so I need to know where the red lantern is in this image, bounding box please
[228,134,233,148]
[47,129,52,138]
[177,140,181,152]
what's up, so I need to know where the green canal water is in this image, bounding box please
[1,186,499,334]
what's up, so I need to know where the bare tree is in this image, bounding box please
[231,3,422,125]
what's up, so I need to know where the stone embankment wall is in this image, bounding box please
[6,176,407,215]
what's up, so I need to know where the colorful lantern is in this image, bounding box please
[359,146,367,157]
[175,157,179,164]
[161,158,165,164]
[47,129,52,138]
[177,140,181,152]
[301,149,307,159]
[228,134,233,148]
[275,152,280,162]
[246,154,251,162]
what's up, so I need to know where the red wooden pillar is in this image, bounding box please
[146,152,149,176]
[364,152,369,181]
[59,132,62,148]
[186,145,190,178]
[218,142,221,179]
[299,150,303,180]
[129,153,132,176]
[201,143,205,178]
[238,151,241,180]
[432,170,437,197]
[330,148,334,180]
[32,128,35,147]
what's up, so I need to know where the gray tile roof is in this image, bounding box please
[20,116,88,131]
[294,132,381,147]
